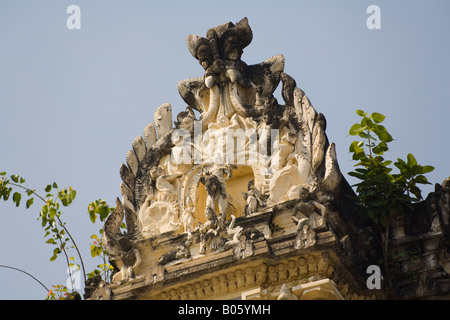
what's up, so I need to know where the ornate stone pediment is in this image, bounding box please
[95,18,372,300]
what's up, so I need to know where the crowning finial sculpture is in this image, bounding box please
[102,16,345,286]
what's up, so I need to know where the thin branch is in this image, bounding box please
[8,182,87,283]
[0,264,50,293]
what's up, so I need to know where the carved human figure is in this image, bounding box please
[211,276,221,296]
[277,263,288,283]
[291,186,327,230]
[268,154,312,203]
[227,272,237,292]
[160,291,169,300]
[178,286,188,300]
[219,274,229,294]
[277,283,298,300]
[245,267,255,287]
[169,289,179,300]
[203,279,214,297]
[287,260,299,280]
[235,269,246,289]
[293,222,317,249]
[169,128,193,175]
[197,207,225,254]
[195,282,205,299]
[181,197,195,233]
[268,265,278,284]
[269,126,297,171]
[150,166,183,202]
[200,164,232,218]
[203,115,243,164]
[255,264,267,285]
[298,258,308,277]
[306,255,318,273]
[186,284,197,300]
[243,180,264,215]
[318,253,334,277]
[223,214,243,249]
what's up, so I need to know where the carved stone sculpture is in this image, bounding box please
[101,16,347,288]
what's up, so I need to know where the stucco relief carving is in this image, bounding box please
[102,17,345,279]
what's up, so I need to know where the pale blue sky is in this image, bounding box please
[1,0,449,299]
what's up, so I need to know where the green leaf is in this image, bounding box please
[407,153,417,167]
[2,187,12,201]
[413,174,430,185]
[372,142,388,155]
[12,192,21,207]
[49,207,57,219]
[45,185,52,193]
[0,172,6,176]
[69,189,77,201]
[371,112,385,123]
[374,125,393,142]
[361,117,374,128]
[420,165,434,174]
[26,198,34,209]
[89,211,96,224]
[356,110,367,117]
[348,171,366,180]
[349,140,364,154]
[11,175,19,183]
[349,123,364,135]
[52,182,58,189]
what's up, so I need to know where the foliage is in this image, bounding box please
[87,199,116,281]
[0,172,116,299]
[0,172,84,283]
[45,285,70,300]
[348,110,434,226]
[348,110,435,278]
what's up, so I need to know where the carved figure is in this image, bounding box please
[269,154,312,203]
[111,237,142,283]
[138,194,178,238]
[243,179,264,215]
[181,197,195,233]
[277,283,298,300]
[150,166,183,202]
[223,214,264,258]
[200,164,232,218]
[293,221,317,249]
[157,233,192,266]
[108,18,349,287]
[197,207,225,254]
[255,264,267,285]
[291,186,327,230]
